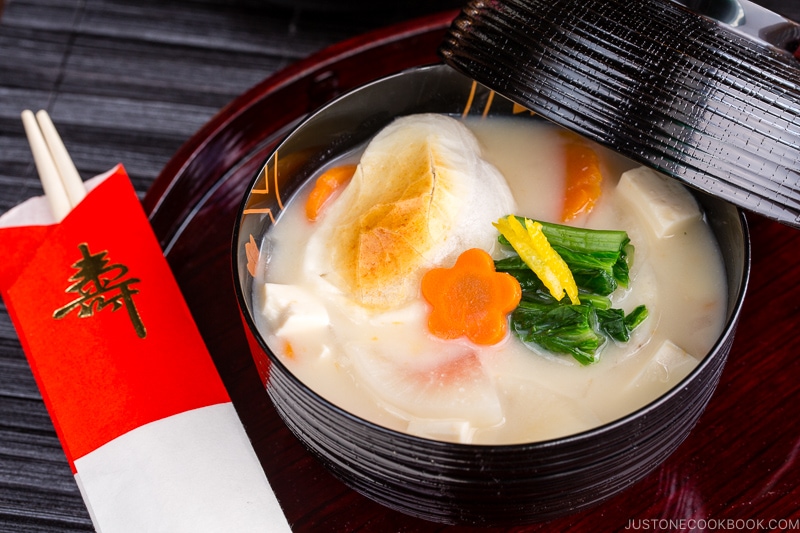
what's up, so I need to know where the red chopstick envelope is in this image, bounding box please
[0,165,289,532]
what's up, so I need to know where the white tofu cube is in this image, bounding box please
[617,166,701,238]
[619,339,699,413]
[260,283,330,337]
[629,339,698,388]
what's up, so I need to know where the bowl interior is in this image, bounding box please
[234,62,749,398]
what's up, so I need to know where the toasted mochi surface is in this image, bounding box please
[306,113,516,310]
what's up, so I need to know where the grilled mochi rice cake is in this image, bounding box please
[304,113,517,311]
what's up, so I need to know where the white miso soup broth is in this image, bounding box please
[252,114,727,445]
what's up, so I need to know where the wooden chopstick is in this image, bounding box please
[21,110,72,221]
[34,110,87,208]
[20,109,86,221]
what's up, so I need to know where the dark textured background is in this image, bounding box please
[0,0,797,531]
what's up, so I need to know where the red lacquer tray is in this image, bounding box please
[142,10,800,532]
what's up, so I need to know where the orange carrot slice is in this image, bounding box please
[421,248,522,346]
[305,164,357,221]
[561,134,603,222]
[283,340,295,359]
[245,234,259,277]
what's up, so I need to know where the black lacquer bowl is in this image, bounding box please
[232,64,750,526]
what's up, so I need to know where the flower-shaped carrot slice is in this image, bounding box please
[421,248,522,345]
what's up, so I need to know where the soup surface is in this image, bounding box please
[253,114,727,444]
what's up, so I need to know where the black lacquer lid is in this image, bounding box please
[439,0,800,228]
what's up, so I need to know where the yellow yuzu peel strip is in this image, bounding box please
[493,215,580,305]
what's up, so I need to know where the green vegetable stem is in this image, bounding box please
[496,217,648,365]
